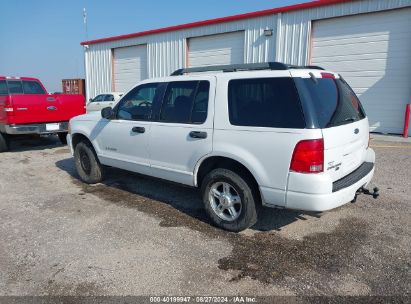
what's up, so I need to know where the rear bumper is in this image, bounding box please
[0,122,69,135]
[285,166,374,211]
[282,148,375,212]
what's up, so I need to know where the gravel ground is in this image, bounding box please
[0,135,409,297]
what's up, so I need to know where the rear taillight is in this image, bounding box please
[321,72,335,79]
[290,139,324,173]
[4,98,14,116]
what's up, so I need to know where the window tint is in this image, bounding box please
[0,81,7,95]
[92,95,105,102]
[228,78,305,128]
[22,81,45,94]
[117,83,159,121]
[191,81,210,123]
[104,94,115,101]
[7,80,23,94]
[297,78,365,128]
[160,81,209,124]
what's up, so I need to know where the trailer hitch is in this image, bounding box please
[351,187,379,203]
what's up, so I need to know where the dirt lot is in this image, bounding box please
[0,135,409,297]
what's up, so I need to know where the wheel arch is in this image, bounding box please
[194,154,262,204]
[71,132,95,151]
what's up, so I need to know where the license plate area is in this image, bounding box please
[46,123,60,131]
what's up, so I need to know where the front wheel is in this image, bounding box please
[74,141,104,184]
[201,168,257,232]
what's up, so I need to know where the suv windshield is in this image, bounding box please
[295,77,365,128]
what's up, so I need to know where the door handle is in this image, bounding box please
[189,131,207,139]
[131,126,145,133]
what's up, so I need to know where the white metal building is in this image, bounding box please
[81,0,411,135]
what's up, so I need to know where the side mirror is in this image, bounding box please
[101,107,114,119]
[89,98,93,102]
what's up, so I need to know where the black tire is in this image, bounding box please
[74,140,104,184]
[0,133,9,152]
[58,132,68,145]
[201,168,257,232]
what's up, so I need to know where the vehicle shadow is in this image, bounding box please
[56,157,320,232]
[8,135,64,152]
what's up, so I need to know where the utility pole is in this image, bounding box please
[83,7,88,41]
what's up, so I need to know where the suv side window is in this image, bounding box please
[0,81,7,95]
[7,80,23,94]
[117,83,159,121]
[228,78,305,128]
[160,81,209,124]
[22,81,46,94]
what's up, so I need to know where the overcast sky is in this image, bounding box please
[0,0,303,92]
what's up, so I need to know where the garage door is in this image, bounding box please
[311,8,411,134]
[188,31,244,67]
[113,45,147,93]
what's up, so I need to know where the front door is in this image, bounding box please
[149,78,215,186]
[93,83,161,176]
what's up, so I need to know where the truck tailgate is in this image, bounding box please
[7,94,85,124]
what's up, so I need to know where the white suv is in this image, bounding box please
[67,62,376,232]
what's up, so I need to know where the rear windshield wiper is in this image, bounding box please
[326,117,357,128]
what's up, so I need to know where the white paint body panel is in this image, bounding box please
[114,45,148,93]
[149,75,216,185]
[69,68,376,212]
[311,7,411,134]
[188,31,245,67]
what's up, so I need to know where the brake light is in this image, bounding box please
[290,139,324,173]
[321,72,335,79]
[4,98,14,116]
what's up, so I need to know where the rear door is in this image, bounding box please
[293,71,369,181]
[149,77,215,186]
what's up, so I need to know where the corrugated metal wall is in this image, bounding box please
[84,0,411,100]
[275,0,411,65]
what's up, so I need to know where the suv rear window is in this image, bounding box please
[296,77,365,128]
[228,78,305,128]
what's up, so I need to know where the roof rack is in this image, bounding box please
[170,62,324,76]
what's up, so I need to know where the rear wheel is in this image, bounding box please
[0,133,9,152]
[74,141,104,184]
[201,168,257,232]
[58,132,68,145]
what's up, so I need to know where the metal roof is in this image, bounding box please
[80,0,348,45]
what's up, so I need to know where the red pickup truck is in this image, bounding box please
[0,76,85,151]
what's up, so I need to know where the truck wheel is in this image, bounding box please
[74,141,104,184]
[58,132,68,145]
[201,168,257,232]
[0,133,9,152]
